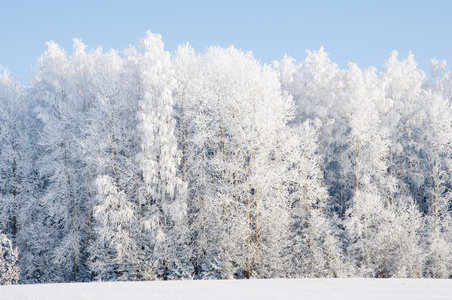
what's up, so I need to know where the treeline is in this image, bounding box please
[0,32,451,284]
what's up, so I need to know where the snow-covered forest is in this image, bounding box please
[1,31,452,284]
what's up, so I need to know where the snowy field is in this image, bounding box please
[1,278,451,300]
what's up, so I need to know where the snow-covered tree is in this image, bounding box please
[275,48,352,218]
[0,66,37,283]
[0,65,34,241]
[286,121,346,278]
[176,46,294,279]
[2,30,452,282]
[378,51,427,210]
[134,31,188,280]
[343,62,424,278]
[424,215,452,278]
[69,42,139,281]
[88,175,137,281]
[0,231,19,284]
[28,41,91,282]
[345,191,424,277]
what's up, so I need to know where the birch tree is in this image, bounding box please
[135,31,188,280]
[30,41,90,282]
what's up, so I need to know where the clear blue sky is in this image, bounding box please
[1,0,451,82]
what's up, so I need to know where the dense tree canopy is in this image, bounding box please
[0,32,451,283]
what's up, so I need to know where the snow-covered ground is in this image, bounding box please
[1,278,451,300]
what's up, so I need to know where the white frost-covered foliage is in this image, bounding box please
[345,192,424,277]
[286,121,346,278]
[0,231,19,285]
[28,41,91,282]
[135,31,188,280]
[173,45,293,279]
[0,67,36,284]
[89,175,136,281]
[1,33,452,282]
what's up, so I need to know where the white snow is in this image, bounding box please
[1,278,451,300]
